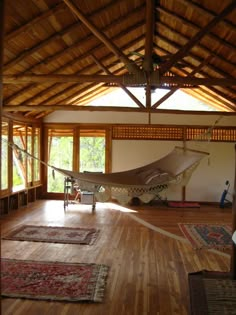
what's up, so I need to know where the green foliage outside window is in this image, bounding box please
[80,137,105,173]
[48,136,73,193]
[47,135,105,193]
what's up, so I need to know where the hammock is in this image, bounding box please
[56,146,209,205]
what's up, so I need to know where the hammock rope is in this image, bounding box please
[1,116,223,204]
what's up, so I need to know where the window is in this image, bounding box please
[33,127,40,183]
[45,127,109,194]
[12,123,27,192]
[1,121,9,191]
[47,129,73,193]
[79,130,106,173]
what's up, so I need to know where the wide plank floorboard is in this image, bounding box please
[1,200,232,315]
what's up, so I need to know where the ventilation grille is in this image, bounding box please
[112,125,236,142]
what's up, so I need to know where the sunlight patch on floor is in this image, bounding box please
[105,202,138,213]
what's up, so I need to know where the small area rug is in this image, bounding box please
[2,225,100,245]
[178,223,232,250]
[1,258,109,302]
[188,270,236,315]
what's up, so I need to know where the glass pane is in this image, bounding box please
[33,127,40,182]
[47,129,73,193]
[1,121,8,190]
[80,136,105,173]
[13,124,26,192]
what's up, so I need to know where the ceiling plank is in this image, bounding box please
[176,0,236,31]
[4,8,145,105]
[4,0,131,72]
[157,6,235,63]
[63,0,141,75]
[5,2,65,42]
[16,34,145,107]
[159,1,236,74]
[153,28,236,95]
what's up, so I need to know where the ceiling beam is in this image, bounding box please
[159,0,236,75]
[143,0,154,72]
[143,0,155,108]
[3,73,236,86]
[63,0,141,75]
[3,104,236,115]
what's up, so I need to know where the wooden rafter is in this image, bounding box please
[4,2,65,42]
[157,6,235,64]
[3,0,120,71]
[158,1,236,75]
[4,9,145,105]
[177,0,236,31]
[2,0,236,115]
[63,0,142,75]
[153,29,236,99]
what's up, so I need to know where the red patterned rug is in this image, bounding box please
[1,258,109,302]
[2,225,100,245]
[178,223,232,250]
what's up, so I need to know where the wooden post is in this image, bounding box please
[0,0,5,189]
[0,1,5,313]
[182,130,187,202]
[230,144,236,279]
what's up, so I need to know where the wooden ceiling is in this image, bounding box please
[2,0,236,119]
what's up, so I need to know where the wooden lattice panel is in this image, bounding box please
[112,126,183,140]
[112,125,236,142]
[186,127,236,142]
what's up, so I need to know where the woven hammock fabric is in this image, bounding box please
[57,147,209,204]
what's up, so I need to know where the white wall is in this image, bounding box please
[112,140,235,202]
[44,110,236,202]
[44,110,236,126]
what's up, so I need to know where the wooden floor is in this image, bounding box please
[0,200,233,315]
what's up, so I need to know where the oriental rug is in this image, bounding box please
[1,258,109,302]
[178,223,232,250]
[2,225,100,245]
[188,270,236,315]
